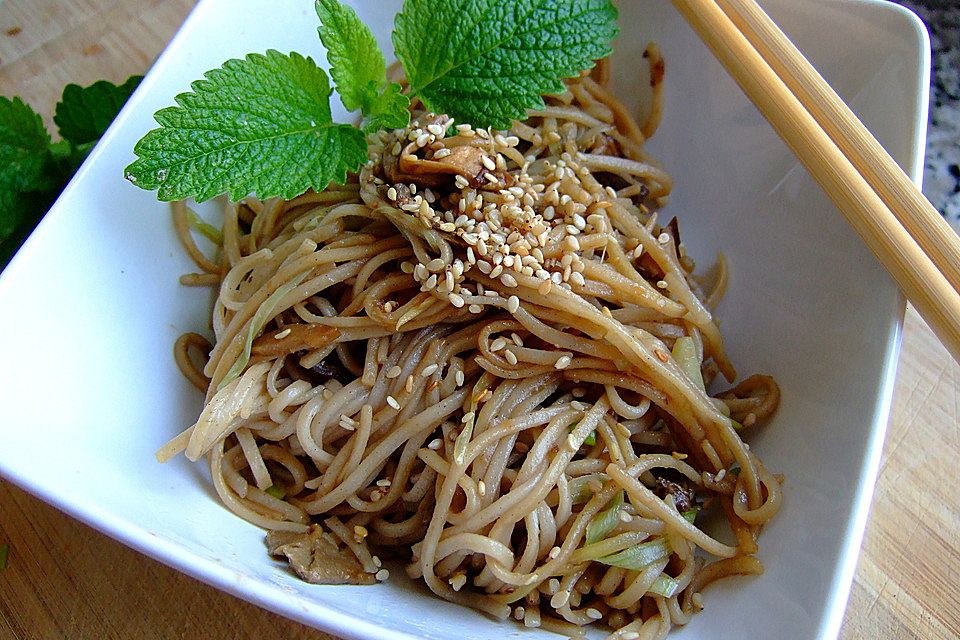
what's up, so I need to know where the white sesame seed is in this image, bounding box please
[501,273,518,288]
[548,546,561,559]
[273,328,292,339]
[538,279,553,295]
[586,608,602,620]
[468,304,482,314]
[554,355,572,370]
[427,258,445,271]
[448,292,465,308]
[387,187,398,201]
[422,363,439,377]
[423,274,438,290]
[484,172,498,184]
[372,555,382,568]
[375,569,390,581]
[386,395,401,410]
[715,468,727,482]
[386,365,402,379]
[427,123,444,136]
[656,280,668,289]
[569,272,585,287]
[376,478,391,487]
[504,349,518,365]
[567,434,578,450]
[455,370,465,386]
[478,480,486,496]
[434,147,451,159]
[507,295,520,313]
[481,155,496,171]
[658,232,671,244]
[490,337,507,352]
[440,222,456,232]
[427,438,442,450]
[455,175,469,189]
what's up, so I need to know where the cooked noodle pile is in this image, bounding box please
[163,57,782,639]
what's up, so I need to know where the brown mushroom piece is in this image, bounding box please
[266,526,376,585]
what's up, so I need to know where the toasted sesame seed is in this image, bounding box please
[386,365,402,379]
[715,468,727,482]
[569,271,585,287]
[455,370,465,386]
[567,434,578,450]
[504,349,518,365]
[507,295,520,313]
[405,374,414,393]
[422,363,439,377]
[490,337,507,352]
[375,569,390,581]
[501,273,518,288]
[386,395,401,410]
[455,175,469,189]
[448,292,465,308]
[478,480,486,496]
[658,232,671,244]
[656,280,668,289]
[354,525,368,539]
[376,478,391,487]
[538,279,553,295]
[586,608,602,620]
[554,355,572,370]
[427,438,442,450]
[548,546,561,559]
[481,155,496,171]
[372,555,382,568]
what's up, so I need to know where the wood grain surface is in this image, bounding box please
[1,2,957,639]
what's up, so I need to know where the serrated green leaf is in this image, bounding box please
[361,81,410,131]
[54,76,142,146]
[124,50,368,202]
[393,0,618,129]
[0,97,52,195]
[316,0,410,130]
[315,0,386,112]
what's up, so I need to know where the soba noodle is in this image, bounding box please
[163,58,782,639]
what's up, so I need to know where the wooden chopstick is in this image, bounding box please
[670,0,960,363]
[716,0,960,295]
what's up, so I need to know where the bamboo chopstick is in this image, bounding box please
[670,0,960,363]
[716,0,960,295]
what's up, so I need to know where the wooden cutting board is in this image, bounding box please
[1,1,957,638]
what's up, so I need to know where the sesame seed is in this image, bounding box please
[405,374,414,393]
[622,633,640,640]
[386,365,402,379]
[387,187,398,201]
[548,546,561,559]
[569,272,585,287]
[423,274,438,290]
[448,292,465,308]
[481,155,496,171]
[422,363,439,377]
[376,478,391,487]
[478,480,486,496]
[434,147,451,159]
[501,273,518,288]
[586,608,602,620]
[386,395,401,410]
[510,332,523,347]
[468,304,482,314]
[354,525,368,539]
[564,236,581,251]
[427,258,445,271]
[538,279,553,295]
[427,123,444,136]
[507,295,520,313]
[484,172,498,184]
[427,438,442,450]
[440,222,456,232]
[554,355,572,370]
[658,232,671,244]
[372,555,382,568]
[455,370,465,386]
[375,569,390,581]
[504,349,518,365]
[656,280,668,289]
[455,175,469,189]
[715,468,727,482]
[490,337,507,352]
[567,434,578,450]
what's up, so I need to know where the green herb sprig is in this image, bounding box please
[124,0,619,203]
[0,77,141,267]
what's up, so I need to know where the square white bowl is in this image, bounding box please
[0,1,928,638]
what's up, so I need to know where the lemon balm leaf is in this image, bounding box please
[54,76,142,146]
[393,0,619,129]
[315,0,410,130]
[124,50,368,202]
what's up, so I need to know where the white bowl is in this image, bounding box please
[0,1,928,638]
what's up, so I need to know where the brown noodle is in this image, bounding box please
[163,59,781,639]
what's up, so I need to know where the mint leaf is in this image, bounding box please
[360,81,409,132]
[0,97,53,195]
[315,0,409,131]
[394,0,619,129]
[124,50,368,202]
[54,76,142,146]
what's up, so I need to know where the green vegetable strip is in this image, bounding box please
[218,273,307,390]
[648,574,681,597]
[671,336,704,390]
[264,485,285,499]
[585,490,624,544]
[595,536,671,570]
[184,206,223,245]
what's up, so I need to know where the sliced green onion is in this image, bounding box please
[219,273,307,390]
[596,536,670,570]
[0,544,9,570]
[729,417,745,430]
[681,507,699,524]
[568,422,596,447]
[265,485,285,499]
[671,336,704,390]
[185,206,223,245]
[648,574,681,597]
[585,491,624,544]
